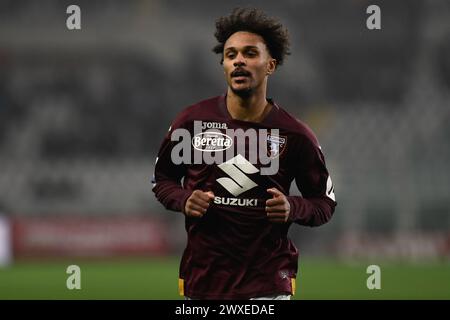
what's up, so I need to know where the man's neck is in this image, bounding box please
[226,88,272,123]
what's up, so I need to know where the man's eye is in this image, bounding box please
[246,51,257,56]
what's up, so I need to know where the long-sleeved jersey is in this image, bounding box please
[152,94,336,299]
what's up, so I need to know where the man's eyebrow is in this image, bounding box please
[224,45,260,52]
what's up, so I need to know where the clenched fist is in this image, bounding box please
[184,190,215,218]
[265,188,290,223]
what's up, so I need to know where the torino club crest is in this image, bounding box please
[267,134,286,158]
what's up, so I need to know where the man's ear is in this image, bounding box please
[267,58,277,75]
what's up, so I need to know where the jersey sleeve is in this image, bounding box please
[152,121,192,213]
[287,133,337,226]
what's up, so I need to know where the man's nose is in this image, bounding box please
[233,53,246,67]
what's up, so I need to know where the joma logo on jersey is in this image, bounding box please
[201,121,228,130]
[213,197,258,206]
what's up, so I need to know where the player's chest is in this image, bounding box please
[187,120,291,164]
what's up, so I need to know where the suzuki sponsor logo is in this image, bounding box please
[213,197,258,206]
[217,154,258,197]
[215,155,260,206]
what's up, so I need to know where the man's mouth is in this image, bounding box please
[231,69,251,78]
[233,76,248,83]
[231,70,251,84]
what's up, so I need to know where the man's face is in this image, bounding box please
[223,31,276,97]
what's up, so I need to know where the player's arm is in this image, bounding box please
[152,125,192,213]
[286,135,337,227]
[152,124,215,216]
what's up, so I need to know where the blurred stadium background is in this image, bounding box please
[0,0,449,299]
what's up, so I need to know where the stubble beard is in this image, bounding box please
[231,86,253,99]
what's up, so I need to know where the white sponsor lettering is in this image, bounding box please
[213,197,258,206]
[192,132,232,152]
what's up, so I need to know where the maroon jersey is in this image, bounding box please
[152,95,336,299]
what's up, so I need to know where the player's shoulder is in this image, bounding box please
[171,95,222,129]
[274,104,320,148]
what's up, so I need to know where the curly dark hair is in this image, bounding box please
[213,7,291,67]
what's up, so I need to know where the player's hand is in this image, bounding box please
[184,190,215,218]
[265,188,290,223]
